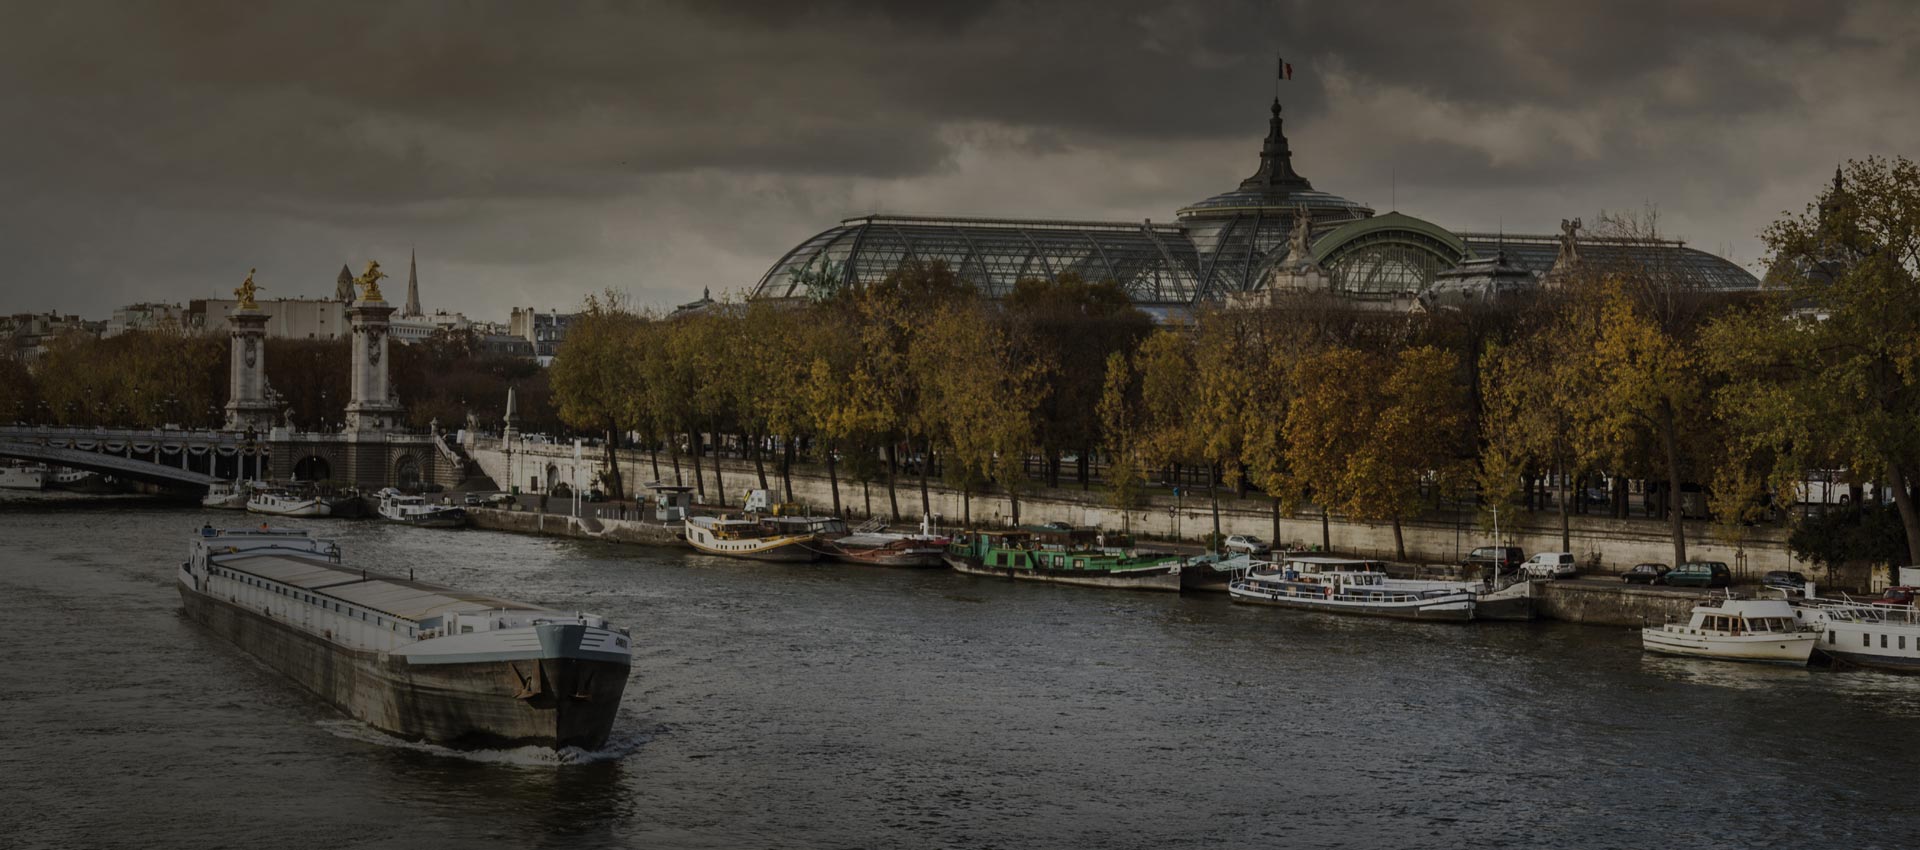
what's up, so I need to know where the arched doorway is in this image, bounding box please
[293,455,332,482]
[545,463,559,493]
[393,455,421,491]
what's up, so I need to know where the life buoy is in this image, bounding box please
[1324,586,1334,599]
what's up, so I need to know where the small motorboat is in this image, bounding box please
[375,488,467,528]
[202,480,251,510]
[1641,597,1818,664]
[247,488,331,518]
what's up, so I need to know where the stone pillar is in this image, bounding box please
[345,301,403,434]
[224,309,275,432]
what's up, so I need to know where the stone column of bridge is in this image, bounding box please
[345,293,404,485]
[224,307,276,432]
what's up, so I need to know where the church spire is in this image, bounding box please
[1238,98,1313,194]
[335,264,354,301]
[403,248,422,317]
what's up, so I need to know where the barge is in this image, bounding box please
[178,527,631,749]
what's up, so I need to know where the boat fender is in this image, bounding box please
[1324,586,1333,599]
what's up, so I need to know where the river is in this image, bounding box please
[2,497,1917,849]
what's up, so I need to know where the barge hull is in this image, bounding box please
[179,586,628,749]
[1227,592,1475,621]
[948,558,1181,592]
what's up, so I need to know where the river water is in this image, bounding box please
[3,497,1918,849]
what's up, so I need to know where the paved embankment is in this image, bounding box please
[466,507,684,548]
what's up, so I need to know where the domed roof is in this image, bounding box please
[1177,99,1372,221]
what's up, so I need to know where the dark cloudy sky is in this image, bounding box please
[3,1,1915,320]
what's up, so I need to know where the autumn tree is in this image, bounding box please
[549,292,647,500]
[1003,273,1153,488]
[1710,157,1920,564]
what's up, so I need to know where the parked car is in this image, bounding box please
[1462,546,1525,575]
[1760,570,1808,591]
[1037,520,1073,531]
[462,492,484,506]
[1870,586,1918,606]
[1664,561,1733,588]
[1621,563,1670,584]
[1521,552,1578,579]
[1223,534,1271,555]
[484,492,515,506]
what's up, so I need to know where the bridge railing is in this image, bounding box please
[0,424,250,447]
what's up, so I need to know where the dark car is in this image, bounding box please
[1664,561,1733,588]
[1462,546,1525,574]
[1761,570,1808,591]
[1622,563,1670,584]
[462,492,484,506]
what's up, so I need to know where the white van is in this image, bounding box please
[1522,552,1577,579]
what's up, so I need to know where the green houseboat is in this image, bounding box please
[943,528,1186,592]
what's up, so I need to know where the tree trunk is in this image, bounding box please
[779,435,794,502]
[603,426,622,500]
[1320,504,1331,552]
[1078,447,1090,491]
[752,433,769,491]
[962,481,972,526]
[649,445,661,481]
[1271,497,1282,550]
[688,437,704,500]
[1047,450,1060,489]
[1885,460,1920,566]
[1009,485,1021,526]
[884,443,901,522]
[1392,514,1405,561]
[918,438,932,522]
[862,477,872,519]
[1559,462,1571,553]
[710,427,726,508]
[1659,404,1687,566]
[1209,463,1222,554]
[825,440,841,516]
[671,444,683,486]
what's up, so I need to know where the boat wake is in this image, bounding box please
[316,719,654,766]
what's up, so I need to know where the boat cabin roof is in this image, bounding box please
[209,548,553,623]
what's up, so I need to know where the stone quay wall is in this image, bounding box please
[469,441,1814,579]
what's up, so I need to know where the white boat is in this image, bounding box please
[48,467,90,487]
[1642,597,1818,664]
[1228,556,1477,621]
[1795,598,1920,671]
[247,489,332,518]
[683,515,820,562]
[202,480,250,510]
[375,488,467,528]
[0,463,47,491]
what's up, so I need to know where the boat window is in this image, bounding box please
[1829,631,1836,645]
[1074,559,1086,569]
[1882,634,1890,649]
[1865,633,1873,647]
[1900,636,1907,650]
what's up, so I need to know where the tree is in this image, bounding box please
[914,301,1043,525]
[549,292,646,500]
[1003,273,1152,489]
[1712,157,1920,564]
[1096,350,1147,530]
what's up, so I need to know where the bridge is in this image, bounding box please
[0,426,246,488]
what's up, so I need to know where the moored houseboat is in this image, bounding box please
[247,487,331,517]
[375,487,467,528]
[943,527,1185,592]
[1228,556,1477,621]
[684,515,821,562]
[1795,597,1920,671]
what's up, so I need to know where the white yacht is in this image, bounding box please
[1228,556,1478,621]
[375,488,467,528]
[202,480,251,510]
[247,488,331,517]
[1795,598,1920,671]
[1642,597,1818,664]
[0,463,47,491]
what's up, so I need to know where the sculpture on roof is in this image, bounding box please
[1557,218,1583,267]
[353,260,388,304]
[235,268,262,310]
[1287,204,1315,264]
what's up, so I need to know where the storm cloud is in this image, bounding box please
[2,0,1915,318]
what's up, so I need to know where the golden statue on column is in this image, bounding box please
[354,260,388,303]
[235,268,263,310]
